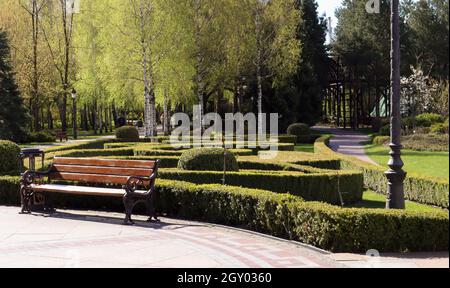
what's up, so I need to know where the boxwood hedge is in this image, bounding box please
[157,168,364,205]
[0,176,447,252]
[315,136,450,208]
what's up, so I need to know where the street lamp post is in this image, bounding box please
[71,88,77,140]
[255,0,269,136]
[386,0,406,209]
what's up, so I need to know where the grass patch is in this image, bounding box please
[350,190,448,214]
[295,144,314,153]
[365,143,449,179]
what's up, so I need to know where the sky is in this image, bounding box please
[316,0,342,29]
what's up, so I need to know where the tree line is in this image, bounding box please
[0,0,331,140]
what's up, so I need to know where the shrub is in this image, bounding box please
[401,117,417,134]
[315,136,449,208]
[430,122,449,135]
[0,140,21,175]
[239,154,341,170]
[47,148,135,160]
[277,135,297,144]
[0,177,446,252]
[178,148,239,172]
[26,131,56,143]
[158,168,364,205]
[379,125,390,136]
[115,126,139,141]
[415,113,444,128]
[402,134,449,152]
[287,123,311,143]
[373,136,390,145]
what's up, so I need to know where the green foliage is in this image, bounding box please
[287,123,311,136]
[0,30,29,142]
[287,123,313,144]
[0,140,21,175]
[292,0,329,126]
[415,113,444,128]
[315,136,450,208]
[178,148,239,172]
[26,131,56,143]
[158,168,363,205]
[430,123,448,135]
[0,177,446,252]
[115,126,140,141]
[402,134,449,152]
[373,136,390,146]
[48,148,134,160]
[379,125,390,136]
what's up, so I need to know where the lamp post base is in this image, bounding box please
[385,169,406,209]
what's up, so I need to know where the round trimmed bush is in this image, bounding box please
[178,148,239,172]
[0,140,21,175]
[115,126,139,141]
[415,113,444,128]
[287,123,311,136]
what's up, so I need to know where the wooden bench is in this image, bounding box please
[56,131,68,142]
[20,157,160,225]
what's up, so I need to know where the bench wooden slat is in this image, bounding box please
[30,184,147,197]
[53,157,157,169]
[53,165,153,177]
[49,172,131,185]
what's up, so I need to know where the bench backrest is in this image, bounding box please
[49,157,158,185]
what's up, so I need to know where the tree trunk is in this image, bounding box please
[163,89,171,136]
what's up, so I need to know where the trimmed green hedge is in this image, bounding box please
[178,148,239,172]
[47,148,135,160]
[0,176,447,252]
[315,136,450,208]
[157,168,364,205]
[134,147,254,157]
[239,157,340,170]
[0,140,21,175]
[45,139,118,153]
[107,155,180,168]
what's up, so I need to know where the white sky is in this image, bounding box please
[316,0,342,28]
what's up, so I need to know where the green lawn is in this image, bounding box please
[365,143,449,179]
[294,144,314,153]
[350,190,447,213]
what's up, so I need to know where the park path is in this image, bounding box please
[313,126,380,166]
[0,206,447,268]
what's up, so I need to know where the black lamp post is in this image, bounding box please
[386,0,406,209]
[71,88,77,140]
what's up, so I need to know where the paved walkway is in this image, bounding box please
[0,207,341,268]
[0,207,447,268]
[313,126,380,166]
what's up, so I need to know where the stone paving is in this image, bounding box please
[0,206,341,268]
[1,206,447,268]
[313,126,380,165]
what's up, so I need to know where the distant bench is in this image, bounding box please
[20,157,160,225]
[56,131,68,142]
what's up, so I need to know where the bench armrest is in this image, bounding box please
[20,167,52,186]
[124,173,157,194]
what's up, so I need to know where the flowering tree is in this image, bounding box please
[400,67,439,117]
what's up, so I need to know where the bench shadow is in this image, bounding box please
[28,210,207,231]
